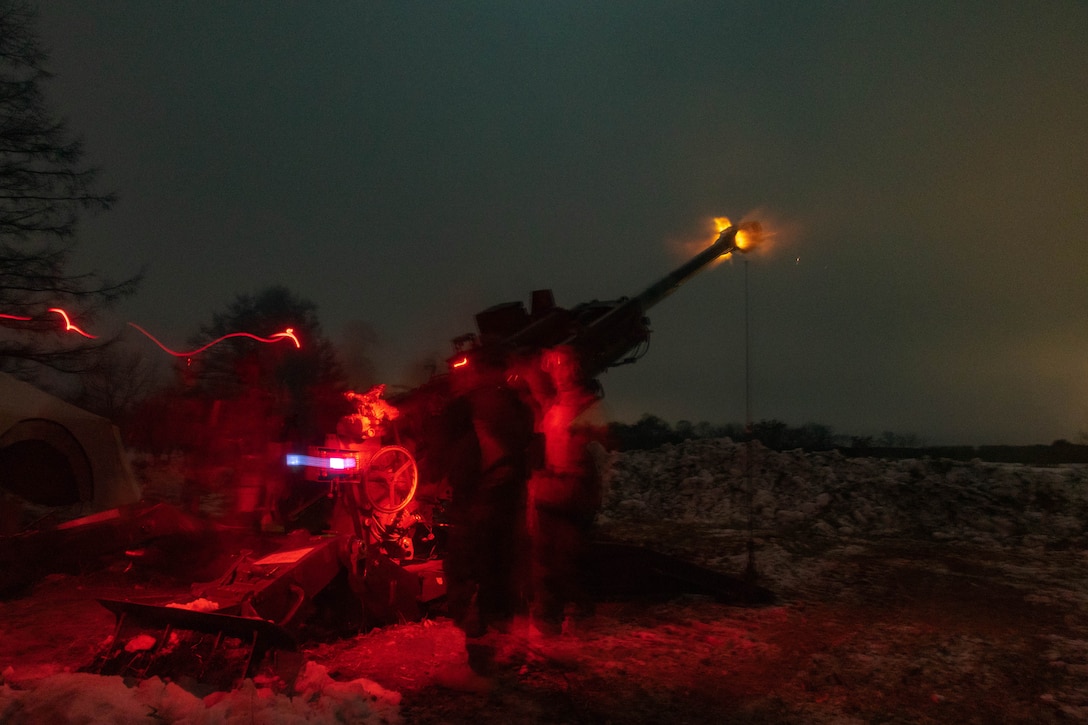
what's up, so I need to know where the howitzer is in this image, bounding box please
[77,220,768,691]
[447,220,761,386]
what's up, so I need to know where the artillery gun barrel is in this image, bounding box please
[554,222,758,381]
[634,223,754,313]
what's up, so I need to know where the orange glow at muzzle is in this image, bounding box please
[735,228,754,251]
[728,221,764,255]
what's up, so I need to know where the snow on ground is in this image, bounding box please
[0,661,401,725]
[600,439,1088,589]
[602,438,1088,551]
[594,437,1088,721]
[4,437,1088,722]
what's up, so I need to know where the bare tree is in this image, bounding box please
[191,285,348,444]
[0,0,138,381]
[73,334,168,422]
[338,318,380,391]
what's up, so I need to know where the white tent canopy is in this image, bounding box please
[0,372,140,511]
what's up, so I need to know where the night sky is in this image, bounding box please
[36,1,1088,445]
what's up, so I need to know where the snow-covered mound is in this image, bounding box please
[600,438,1088,551]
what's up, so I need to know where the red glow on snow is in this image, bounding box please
[128,323,303,357]
[47,308,97,338]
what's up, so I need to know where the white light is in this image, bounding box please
[284,453,357,470]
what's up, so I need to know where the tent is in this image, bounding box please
[0,372,140,512]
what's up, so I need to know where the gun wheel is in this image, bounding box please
[363,445,418,514]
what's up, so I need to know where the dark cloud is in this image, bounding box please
[34,0,1088,444]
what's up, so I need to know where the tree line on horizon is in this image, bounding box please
[606,415,923,452]
[606,414,1088,464]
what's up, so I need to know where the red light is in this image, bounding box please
[273,328,301,348]
[451,357,469,368]
[47,308,97,339]
[4,308,303,357]
[128,323,303,357]
[0,308,97,337]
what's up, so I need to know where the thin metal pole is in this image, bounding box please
[743,257,757,583]
[744,258,751,429]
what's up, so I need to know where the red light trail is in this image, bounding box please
[1,307,302,356]
[1,309,96,337]
[47,307,97,339]
[127,323,301,357]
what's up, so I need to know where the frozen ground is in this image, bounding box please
[2,438,1088,723]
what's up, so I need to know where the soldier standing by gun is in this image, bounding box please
[437,348,536,689]
[527,345,606,636]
